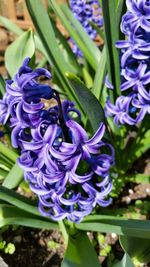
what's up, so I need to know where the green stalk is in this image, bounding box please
[58,220,68,245]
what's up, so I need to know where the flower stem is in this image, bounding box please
[58,220,68,245]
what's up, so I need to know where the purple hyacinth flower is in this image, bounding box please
[6,58,52,104]
[123,0,150,33]
[105,95,137,125]
[105,0,150,126]
[0,58,54,147]
[120,63,148,91]
[0,93,11,124]
[116,37,150,67]
[17,103,114,223]
[1,58,114,223]
[133,83,150,122]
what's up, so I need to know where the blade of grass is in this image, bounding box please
[49,0,100,70]
[50,16,81,76]
[0,185,40,216]
[0,75,5,96]
[92,46,106,100]
[0,15,23,35]
[2,162,23,189]
[99,0,121,99]
[76,215,150,239]
[0,142,18,163]
[0,204,58,229]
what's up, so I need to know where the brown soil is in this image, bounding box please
[0,228,65,267]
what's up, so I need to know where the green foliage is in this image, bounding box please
[25,0,80,107]
[5,29,35,77]
[48,0,100,70]
[76,215,150,239]
[112,253,134,267]
[4,242,15,254]
[99,0,121,99]
[66,73,109,138]
[120,235,150,264]
[0,229,15,255]
[0,75,5,96]
[47,240,60,250]
[2,162,23,189]
[61,232,101,267]
[0,240,15,255]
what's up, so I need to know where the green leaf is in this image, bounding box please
[25,0,83,110]
[2,162,23,189]
[76,215,150,239]
[92,47,106,101]
[0,15,23,35]
[0,15,47,60]
[0,168,8,179]
[66,73,111,142]
[5,29,35,77]
[0,75,5,96]
[112,253,134,267]
[66,73,108,135]
[0,154,13,169]
[0,204,58,229]
[0,185,40,216]
[50,17,81,76]
[61,231,101,267]
[120,236,150,264]
[48,0,100,70]
[99,0,121,99]
[0,142,18,163]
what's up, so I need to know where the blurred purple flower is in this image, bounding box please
[69,0,103,56]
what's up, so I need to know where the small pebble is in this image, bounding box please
[146,188,150,193]
[111,233,117,239]
[126,197,131,204]
[128,189,134,194]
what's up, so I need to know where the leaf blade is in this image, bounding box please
[76,215,150,239]
[61,232,101,267]
[0,204,58,229]
[2,162,23,189]
[5,29,35,77]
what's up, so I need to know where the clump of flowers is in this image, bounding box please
[0,58,114,223]
[69,0,103,56]
[105,0,150,125]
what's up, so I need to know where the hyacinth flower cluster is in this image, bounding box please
[0,58,114,223]
[69,0,103,56]
[105,0,150,126]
